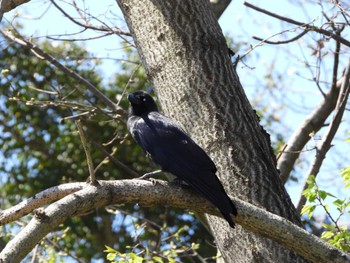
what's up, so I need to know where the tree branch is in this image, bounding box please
[0,180,349,263]
[244,2,350,47]
[50,0,131,37]
[252,30,308,45]
[0,183,85,225]
[0,28,120,113]
[296,59,350,212]
[277,77,342,182]
[277,32,346,182]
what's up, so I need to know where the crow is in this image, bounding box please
[127,90,237,228]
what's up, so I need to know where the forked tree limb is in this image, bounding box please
[277,77,343,182]
[0,180,349,263]
[0,183,85,225]
[296,59,350,212]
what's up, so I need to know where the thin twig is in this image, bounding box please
[50,0,131,36]
[241,26,307,60]
[244,2,350,47]
[252,30,307,45]
[60,110,96,123]
[330,26,345,91]
[87,133,140,178]
[47,32,114,42]
[276,144,288,162]
[117,64,142,107]
[76,120,96,182]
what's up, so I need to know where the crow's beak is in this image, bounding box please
[128,93,141,104]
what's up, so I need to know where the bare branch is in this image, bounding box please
[244,2,350,47]
[0,180,349,263]
[76,120,96,182]
[0,28,120,113]
[86,133,140,178]
[252,30,307,45]
[296,59,350,212]
[331,32,343,91]
[50,0,131,36]
[240,26,307,60]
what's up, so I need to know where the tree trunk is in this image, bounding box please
[116,0,309,262]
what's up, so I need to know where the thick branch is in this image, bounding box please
[0,183,85,225]
[0,180,349,263]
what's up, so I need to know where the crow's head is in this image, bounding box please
[128,91,159,116]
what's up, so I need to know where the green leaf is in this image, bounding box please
[307,175,316,185]
[321,231,334,239]
[318,190,327,200]
[129,252,144,263]
[300,204,316,218]
[322,223,334,231]
[106,253,117,261]
[333,199,345,207]
[340,166,350,188]
[104,246,117,253]
[152,256,164,263]
[308,192,317,203]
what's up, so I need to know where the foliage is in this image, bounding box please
[104,218,206,263]
[301,169,350,252]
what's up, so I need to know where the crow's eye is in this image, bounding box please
[142,98,147,102]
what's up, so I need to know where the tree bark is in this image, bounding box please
[210,0,231,18]
[1,180,348,263]
[116,0,309,262]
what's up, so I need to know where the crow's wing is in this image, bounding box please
[131,112,237,219]
[130,112,216,172]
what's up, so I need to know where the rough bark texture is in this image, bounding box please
[116,0,309,262]
[210,0,231,18]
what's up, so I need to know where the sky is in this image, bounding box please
[1,0,349,249]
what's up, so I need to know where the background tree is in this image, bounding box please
[0,0,349,262]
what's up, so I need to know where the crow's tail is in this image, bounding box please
[222,211,236,228]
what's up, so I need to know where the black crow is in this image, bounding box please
[127,91,237,228]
